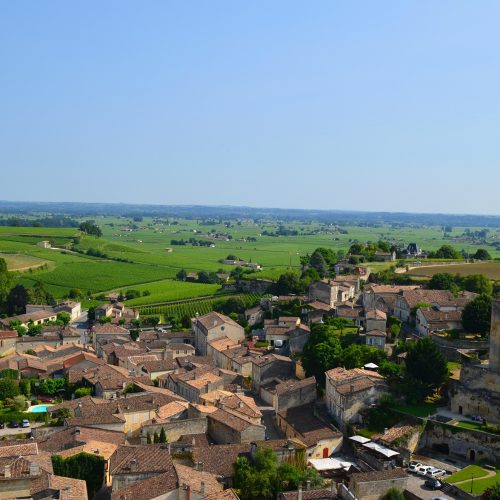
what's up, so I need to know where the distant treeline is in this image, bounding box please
[0,216,79,228]
[0,200,499,227]
[170,238,213,247]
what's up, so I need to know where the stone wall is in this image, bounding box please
[431,334,489,361]
[351,475,408,500]
[276,379,316,412]
[140,418,207,444]
[419,419,500,463]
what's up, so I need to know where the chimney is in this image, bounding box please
[30,462,40,476]
[74,427,81,436]
[200,481,205,496]
[350,384,354,393]
[75,402,82,417]
[306,480,311,490]
[4,465,11,478]
[164,348,173,361]
[185,483,191,500]
[129,459,137,472]
[297,484,303,500]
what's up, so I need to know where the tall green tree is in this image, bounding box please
[380,488,406,500]
[462,294,492,335]
[309,250,328,277]
[405,337,448,400]
[462,274,493,296]
[6,284,29,315]
[0,257,12,311]
[0,378,20,399]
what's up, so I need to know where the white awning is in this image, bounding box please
[364,362,379,369]
[309,458,355,471]
[362,441,399,458]
[349,435,371,444]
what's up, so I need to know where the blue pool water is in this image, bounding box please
[30,405,49,413]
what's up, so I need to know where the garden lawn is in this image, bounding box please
[456,468,500,495]
[455,421,484,431]
[446,465,489,483]
[394,402,437,417]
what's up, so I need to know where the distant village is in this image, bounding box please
[0,242,498,500]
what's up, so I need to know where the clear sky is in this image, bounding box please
[1,1,499,214]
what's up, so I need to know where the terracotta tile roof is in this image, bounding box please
[31,469,88,500]
[174,463,223,496]
[419,307,462,323]
[57,439,119,461]
[208,408,256,432]
[111,470,178,500]
[110,444,175,476]
[282,488,334,499]
[37,425,125,454]
[351,468,408,482]
[0,442,38,457]
[373,423,419,444]
[192,443,249,477]
[277,405,341,447]
[366,285,420,294]
[365,329,387,338]
[274,376,316,395]
[306,301,332,311]
[205,489,241,500]
[365,309,387,320]
[93,324,130,334]
[0,330,18,339]
[2,310,56,324]
[219,393,262,418]
[325,367,384,383]
[0,456,38,479]
[335,377,375,395]
[138,359,177,373]
[252,354,293,366]
[399,289,454,308]
[194,312,241,331]
[208,337,239,351]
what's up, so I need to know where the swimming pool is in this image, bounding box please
[28,404,53,413]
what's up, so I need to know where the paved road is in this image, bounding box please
[71,311,89,345]
[0,422,43,439]
[249,393,285,440]
[405,472,462,500]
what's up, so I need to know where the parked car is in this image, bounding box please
[21,419,30,428]
[425,478,443,490]
[8,421,19,428]
[426,468,446,478]
[408,462,422,473]
[417,465,433,476]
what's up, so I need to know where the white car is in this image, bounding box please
[426,468,446,478]
[21,419,30,428]
[417,465,433,476]
[408,462,422,473]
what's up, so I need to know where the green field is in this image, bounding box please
[138,293,261,320]
[0,218,499,304]
[407,261,500,280]
[446,465,500,494]
[1,252,51,271]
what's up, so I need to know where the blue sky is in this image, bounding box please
[1,1,499,214]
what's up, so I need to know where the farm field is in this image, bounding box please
[0,252,51,271]
[407,261,500,280]
[0,215,499,304]
[137,293,261,320]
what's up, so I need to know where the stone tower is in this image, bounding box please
[490,300,500,372]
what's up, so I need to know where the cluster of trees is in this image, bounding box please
[234,448,323,500]
[462,294,493,335]
[79,220,102,237]
[301,247,343,278]
[301,322,388,386]
[52,452,105,499]
[0,216,79,228]
[262,225,299,236]
[170,238,214,246]
[146,427,168,444]
[5,281,56,317]
[428,272,493,296]
[427,244,462,259]
[348,241,396,263]
[301,323,449,403]
[176,268,224,284]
